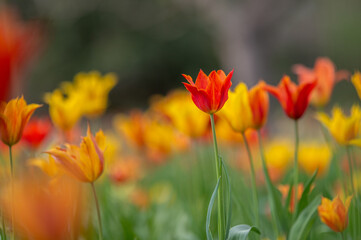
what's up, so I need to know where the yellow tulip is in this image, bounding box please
[298,143,331,176]
[218,83,253,133]
[151,90,209,138]
[318,195,352,232]
[316,105,361,145]
[44,89,84,132]
[64,71,117,117]
[29,155,63,178]
[0,96,41,146]
[45,126,105,183]
[351,71,361,100]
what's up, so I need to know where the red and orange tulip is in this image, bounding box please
[249,81,269,129]
[0,96,42,146]
[46,126,105,183]
[182,69,233,114]
[318,195,352,232]
[264,75,317,120]
[293,58,342,107]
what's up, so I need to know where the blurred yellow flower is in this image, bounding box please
[215,117,243,145]
[151,90,209,138]
[0,96,41,146]
[218,83,253,133]
[114,110,147,150]
[351,71,361,100]
[318,195,352,232]
[298,143,331,176]
[44,89,84,132]
[264,140,293,182]
[63,71,117,118]
[316,105,361,145]
[46,126,105,183]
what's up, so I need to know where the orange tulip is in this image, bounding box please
[293,57,349,107]
[0,96,42,146]
[183,69,233,114]
[278,184,304,213]
[249,81,269,129]
[318,195,352,232]
[45,126,105,183]
[264,75,317,120]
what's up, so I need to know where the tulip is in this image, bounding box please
[218,83,254,133]
[0,7,41,101]
[46,125,105,240]
[29,155,63,178]
[293,57,348,107]
[298,143,331,176]
[22,118,52,149]
[151,90,209,139]
[0,96,42,146]
[318,195,352,232]
[44,89,84,132]
[264,75,317,120]
[278,184,304,213]
[249,81,269,129]
[351,71,361,100]
[316,105,361,146]
[45,126,104,183]
[62,71,117,118]
[182,69,233,114]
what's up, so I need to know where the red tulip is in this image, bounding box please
[182,69,233,114]
[264,75,317,120]
[22,118,52,149]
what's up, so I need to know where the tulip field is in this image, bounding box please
[1,4,361,240]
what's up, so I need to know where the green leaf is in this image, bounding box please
[227,224,260,240]
[296,170,318,217]
[206,177,221,240]
[221,157,232,240]
[289,195,321,240]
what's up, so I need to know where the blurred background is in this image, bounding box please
[2,0,361,111]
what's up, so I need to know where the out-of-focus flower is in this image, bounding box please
[249,81,269,129]
[0,176,82,240]
[109,157,141,184]
[278,184,304,212]
[351,71,361,100]
[293,58,348,107]
[219,83,253,133]
[0,96,42,146]
[298,143,331,176]
[29,155,63,178]
[0,7,42,101]
[149,182,175,204]
[131,188,149,209]
[264,140,293,182]
[215,117,243,145]
[182,69,233,114]
[151,90,209,138]
[45,126,105,183]
[316,105,361,145]
[114,110,147,150]
[62,71,117,118]
[144,119,189,163]
[264,75,317,120]
[318,195,352,232]
[22,117,52,149]
[94,131,120,168]
[44,89,84,132]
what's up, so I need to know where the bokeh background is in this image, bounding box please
[6,0,361,110]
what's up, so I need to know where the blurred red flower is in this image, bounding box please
[22,117,52,149]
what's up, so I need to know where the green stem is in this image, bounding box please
[346,146,355,195]
[210,114,225,240]
[9,146,14,240]
[258,130,279,239]
[242,133,260,228]
[340,231,346,240]
[91,183,103,240]
[292,120,300,221]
